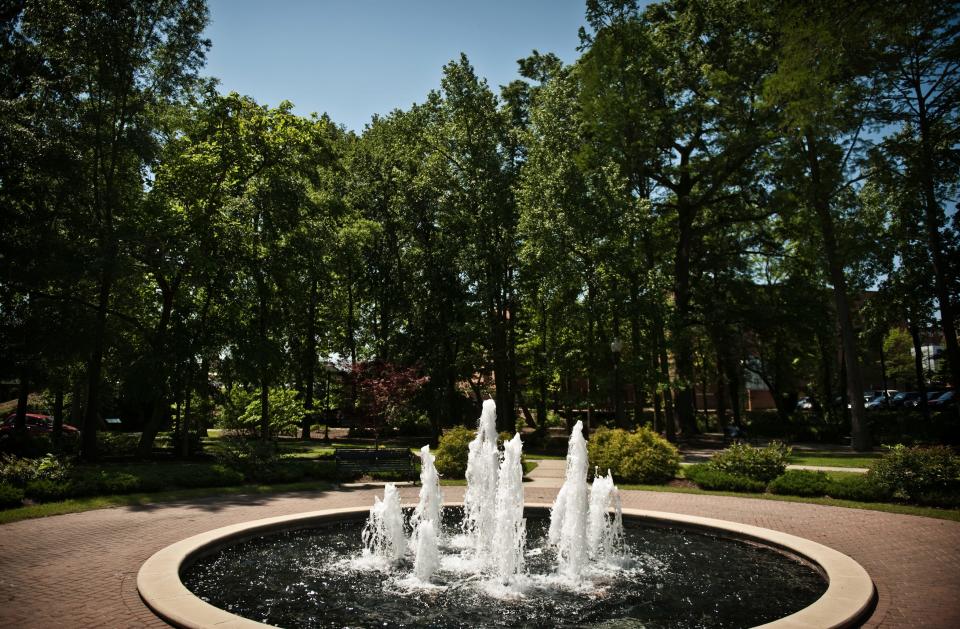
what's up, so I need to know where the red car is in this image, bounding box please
[0,413,79,438]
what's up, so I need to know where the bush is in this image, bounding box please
[768,470,830,497]
[170,464,245,488]
[709,442,791,483]
[25,478,76,502]
[0,454,39,487]
[684,464,766,492]
[870,444,960,502]
[0,483,24,508]
[587,427,681,484]
[434,425,474,479]
[826,473,890,502]
[215,436,282,481]
[97,432,141,457]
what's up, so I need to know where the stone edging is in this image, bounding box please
[137,502,875,629]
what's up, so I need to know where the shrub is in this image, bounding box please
[96,432,141,457]
[768,470,830,497]
[93,471,142,494]
[25,478,76,502]
[870,444,960,502]
[215,437,282,482]
[0,454,39,487]
[684,464,766,492]
[0,483,24,508]
[709,442,791,483]
[173,464,245,488]
[434,425,474,479]
[34,453,72,482]
[587,427,681,484]
[826,474,890,502]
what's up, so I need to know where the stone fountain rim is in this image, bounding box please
[137,501,875,629]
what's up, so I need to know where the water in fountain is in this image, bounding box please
[410,444,443,537]
[462,399,500,553]
[586,469,624,563]
[491,432,526,584]
[548,420,590,577]
[361,483,406,563]
[412,519,440,582]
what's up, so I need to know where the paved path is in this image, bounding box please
[1,485,958,628]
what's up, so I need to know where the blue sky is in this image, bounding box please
[203,0,588,132]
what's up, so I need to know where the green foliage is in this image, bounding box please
[25,478,75,502]
[0,483,24,508]
[683,464,767,493]
[709,442,791,483]
[587,427,680,485]
[826,474,890,503]
[768,470,831,497]
[871,445,960,502]
[225,388,305,437]
[434,425,475,479]
[0,455,40,487]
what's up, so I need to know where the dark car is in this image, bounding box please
[0,413,79,438]
[889,392,922,408]
[928,390,955,409]
[906,391,945,409]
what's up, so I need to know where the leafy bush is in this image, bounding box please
[25,478,76,502]
[215,437,282,481]
[826,473,890,502]
[0,454,39,487]
[587,427,681,484]
[236,389,306,437]
[709,442,791,483]
[96,432,141,457]
[434,425,474,479]
[0,483,24,508]
[768,470,830,497]
[684,464,766,492]
[170,464,245,488]
[870,444,960,502]
[34,453,72,482]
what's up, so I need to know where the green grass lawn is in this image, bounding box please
[617,481,960,522]
[0,479,335,525]
[787,452,883,468]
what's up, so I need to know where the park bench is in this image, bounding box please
[334,448,416,481]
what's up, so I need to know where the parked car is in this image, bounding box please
[928,390,955,409]
[889,392,922,408]
[866,393,894,410]
[796,397,815,411]
[0,413,79,438]
[906,391,945,409]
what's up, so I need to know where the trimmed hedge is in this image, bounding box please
[768,470,830,497]
[0,483,24,508]
[825,473,890,502]
[709,442,790,483]
[587,427,681,484]
[684,464,766,492]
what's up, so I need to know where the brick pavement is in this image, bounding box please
[1,485,958,628]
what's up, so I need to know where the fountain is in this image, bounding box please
[140,398,875,628]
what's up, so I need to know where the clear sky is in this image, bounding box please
[203,0,589,132]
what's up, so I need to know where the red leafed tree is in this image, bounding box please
[351,361,429,447]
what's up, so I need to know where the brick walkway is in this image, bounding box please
[1,485,958,628]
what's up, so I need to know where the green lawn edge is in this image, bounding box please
[616,482,960,522]
[0,479,334,526]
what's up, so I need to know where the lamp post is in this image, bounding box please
[611,338,625,427]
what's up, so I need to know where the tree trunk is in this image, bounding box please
[909,321,930,421]
[302,279,318,440]
[52,388,64,444]
[915,91,960,414]
[804,130,870,450]
[14,369,29,435]
[81,257,114,461]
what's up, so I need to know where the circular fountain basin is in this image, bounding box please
[138,503,874,628]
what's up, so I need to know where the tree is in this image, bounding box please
[874,0,960,404]
[8,0,210,460]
